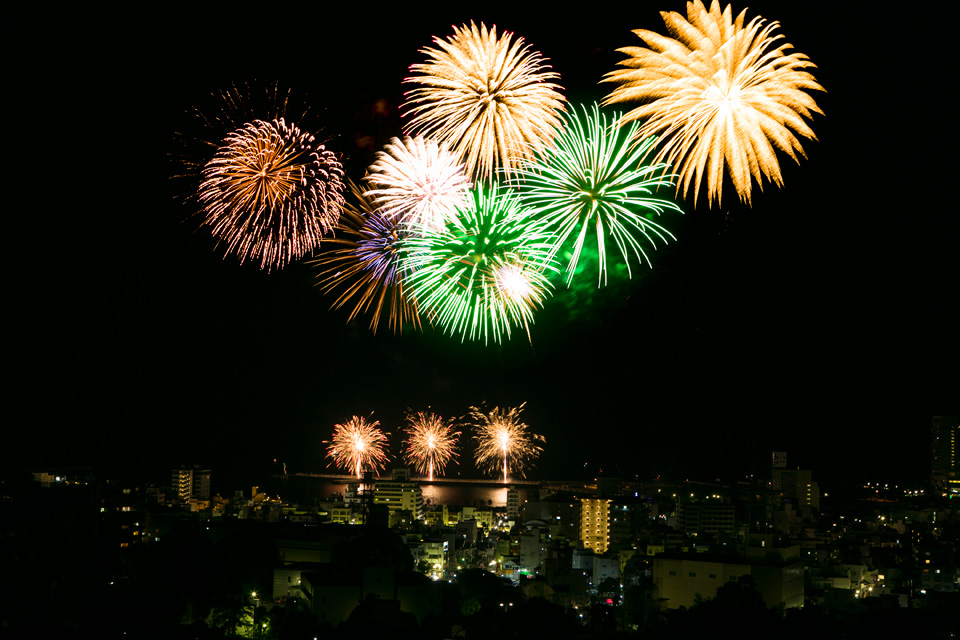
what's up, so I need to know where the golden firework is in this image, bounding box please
[468,403,544,483]
[403,21,566,180]
[403,412,460,482]
[325,416,390,479]
[199,118,344,270]
[603,0,824,205]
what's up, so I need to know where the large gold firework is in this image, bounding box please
[403,412,461,482]
[365,136,471,230]
[602,0,824,205]
[312,180,423,334]
[468,403,543,483]
[403,21,566,180]
[325,416,390,479]
[199,118,344,270]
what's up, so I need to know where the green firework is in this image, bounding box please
[513,103,683,287]
[399,183,557,344]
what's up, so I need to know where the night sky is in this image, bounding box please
[12,3,955,490]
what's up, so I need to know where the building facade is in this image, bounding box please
[580,498,612,554]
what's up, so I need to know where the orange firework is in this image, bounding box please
[199,118,344,270]
[468,403,543,483]
[403,412,460,481]
[325,416,390,479]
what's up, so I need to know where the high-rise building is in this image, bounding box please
[771,454,819,511]
[931,415,960,493]
[580,498,612,554]
[677,503,736,535]
[772,468,819,511]
[172,468,192,502]
[171,466,211,502]
[506,487,520,519]
[193,468,211,500]
[373,472,424,521]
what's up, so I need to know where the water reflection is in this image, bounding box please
[291,476,531,507]
[420,483,509,507]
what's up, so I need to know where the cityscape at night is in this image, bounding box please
[5,2,957,638]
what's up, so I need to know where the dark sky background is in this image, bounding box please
[11,3,955,491]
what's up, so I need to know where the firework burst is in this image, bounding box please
[403,21,566,180]
[312,180,423,334]
[602,0,824,205]
[170,81,313,190]
[325,416,390,479]
[513,103,682,287]
[468,403,543,483]
[399,183,557,344]
[365,136,471,230]
[199,118,344,270]
[403,412,461,481]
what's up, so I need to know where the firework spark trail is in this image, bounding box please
[403,21,566,180]
[513,103,683,287]
[403,412,461,481]
[325,416,390,479]
[365,136,471,231]
[199,118,344,270]
[398,183,557,344]
[468,403,543,483]
[312,180,423,334]
[170,81,312,186]
[602,0,824,205]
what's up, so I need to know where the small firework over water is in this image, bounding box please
[403,411,461,481]
[325,415,390,479]
[468,403,544,483]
